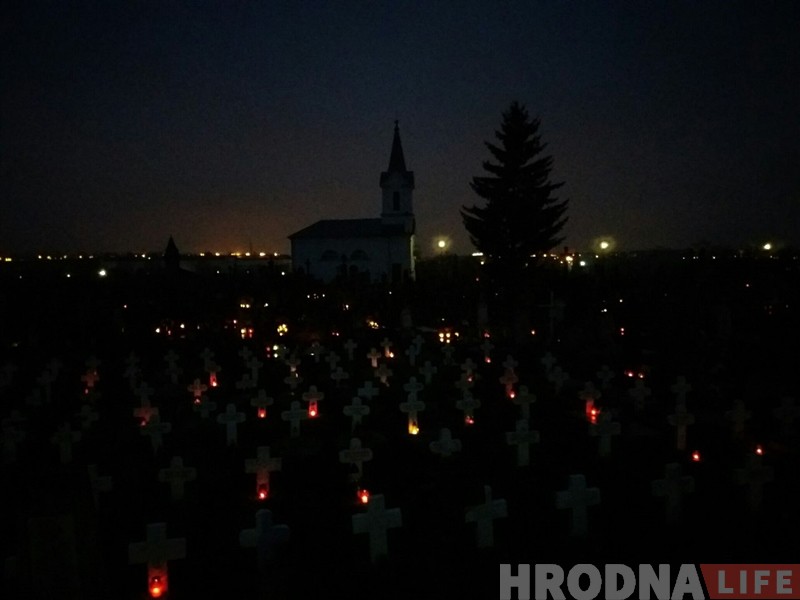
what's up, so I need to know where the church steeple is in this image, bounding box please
[380,121,415,233]
[388,120,407,172]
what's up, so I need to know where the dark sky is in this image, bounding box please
[2,1,799,256]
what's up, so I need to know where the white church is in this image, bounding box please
[288,122,416,283]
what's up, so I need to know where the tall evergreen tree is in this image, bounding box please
[461,101,568,285]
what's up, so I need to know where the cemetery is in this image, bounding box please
[1,248,798,599]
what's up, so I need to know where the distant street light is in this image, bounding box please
[762,242,772,251]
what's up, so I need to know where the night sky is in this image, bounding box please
[2,1,798,257]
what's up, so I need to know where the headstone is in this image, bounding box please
[250,389,274,419]
[75,404,99,430]
[399,397,426,435]
[589,411,621,457]
[455,393,481,425]
[339,437,373,482]
[441,344,456,366]
[343,397,371,431]
[411,334,425,353]
[651,463,694,523]
[506,419,540,467]
[465,485,507,548]
[158,456,197,502]
[670,376,692,405]
[281,401,308,438]
[375,363,393,386]
[216,403,246,446]
[734,454,774,511]
[380,337,393,358]
[725,400,752,436]
[285,354,301,373]
[404,344,419,367]
[245,446,282,500]
[357,380,380,401]
[188,378,208,399]
[480,339,494,364]
[629,379,652,412]
[351,494,402,563]
[366,348,381,369]
[499,370,519,397]
[283,372,303,392]
[140,414,172,455]
[429,428,462,458]
[418,361,438,385]
[461,358,477,378]
[667,404,695,450]
[236,372,256,392]
[192,394,217,419]
[555,474,601,537]
[87,464,112,508]
[239,510,290,571]
[343,339,358,361]
[773,397,800,435]
[548,366,569,394]
[51,422,81,464]
[540,352,558,373]
[512,385,536,419]
[331,366,350,387]
[502,355,518,372]
[128,522,186,597]
[133,397,159,426]
[403,376,424,400]
[596,365,615,389]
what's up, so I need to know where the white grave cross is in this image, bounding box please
[339,437,373,481]
[245,446,282,499]
[281,401,309,437]
[465,485,507,548]
[555,474,601,537]
[343,397,371,431]
[216,403,246,445]
[506,419,540,467]
[352,494,402,563]
[651,462,694,523]
[158,456,197,502]
[429,428,462,458]
[128,522,186,597]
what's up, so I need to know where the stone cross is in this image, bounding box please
[128,522,186,597]
[357,380,380,401]
[725,400,752,436]
[502,355,518,372]
[216,403,246,445]
[418,361,438,385]
[441,344,456,366]
[540,352,558,373]
[375,363,393,386]
[343,339,358,361]
[343,397,371,431]
[403,376,424,401]
[455,393,481,424]
[399,397,426,434]
[75,404,99,430]
[670,376,692,405]
[325,351,341,372]
[380,337,393,358]
[411,334,425,353]
[285,354,301,373]
[499,370,519,396]
[667,404,695,450]
[480,339,494,363]
[461,358,477,379]
[429,428,462,458]
[555,474,601,537]
[339,437,373,482]
[133,398,159,426]
[140,414,172,455]
[589,411,621,457]
[283,373,303,392]
[651,462,694,523]
[548,366,569,394]
[245,446,282,500]
[352,494,402,563]
[281,401,308,438]
[158,456,197,502]
[192,394,217,419]
[629,379,652,412]
[239,510,290,571]
[250,390,274,419]
[734,454,774,511]
[366,348,381,368]
[404,344,419,367]
[331,366,350,387]
[52,422,81,464]
[87,464,112,508]
[506,419,540,467]
[454,374,474,397]
[187,378,207,399]
[596,365,615,389]
[235,373,256,392]
[465,485,507,548]
[773,397,800,435]
[512,385,536,419]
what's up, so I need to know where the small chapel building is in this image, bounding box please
[288,122,416,283]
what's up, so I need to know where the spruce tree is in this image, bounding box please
[461,101,568,286]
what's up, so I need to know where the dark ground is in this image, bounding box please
[1,252,798,599]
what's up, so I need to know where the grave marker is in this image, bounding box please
[352,494,402,563]
[245,446,282,500]
[651,463,694,523]
[281,401,309,438]
[465,485,507,548]
[734,454,774,511]
[430,428,462,458]
[128,522,186,598]
[158,456,197,502]
[239,510,290,571]
[555,474,601,537]
[140,414,171,455]
[343,397,371,431]
[51,422,81,464]
[589,411,621,457]
[217,403,246,446]
[506,419,540,467]
[667,404,695,451]
[419,361,438,385]
[339,437,373,481]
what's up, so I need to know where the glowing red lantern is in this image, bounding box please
[308,401,318,418]
[465,415,475,425]
[258,484,268,501]
[357,488,370,504]
[209,373,218,387]
[149,575,164,598]
[755,444,763,456]
[692,450,701,462]
[257,407,266,419]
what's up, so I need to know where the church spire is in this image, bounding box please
[387,120,407,172]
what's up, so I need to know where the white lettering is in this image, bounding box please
[777,570,792,595]
[500,564,530,600]
[671,564,705,600]
[639,564,671,600]
[754,570,770,594]
[566,564,602,600]
[606,564,635,600]
[718,570,733,594]
[534,564,565,600]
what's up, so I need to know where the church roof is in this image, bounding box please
[289,218,408,240]
[388,121,407,172]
